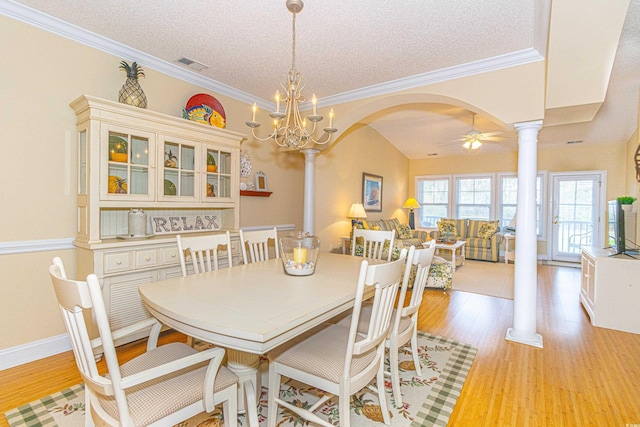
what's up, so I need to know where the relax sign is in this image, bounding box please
[151,215,220,235]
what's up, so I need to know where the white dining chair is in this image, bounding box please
[239,227,279,264]
[351,227,396,261]
[48,257,243,427]
[336,241,437,406]
[176,231,233,275]
[267,249,408,427]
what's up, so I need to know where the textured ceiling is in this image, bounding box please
[6,0,640,158]
[11,0,535,101]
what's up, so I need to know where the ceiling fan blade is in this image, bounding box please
[479,131,504,137]
[479,135,508,141]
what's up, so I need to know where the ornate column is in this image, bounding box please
[506,120,544,348]
[302,148,319,234]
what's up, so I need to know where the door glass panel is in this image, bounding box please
[108,131,149,195]
[219,151,231,174]
[205,149,232,199]
[163,142,178,197]
[552,174,601,262]
[163,141,196,197]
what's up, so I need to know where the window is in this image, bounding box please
[416,172,547,238]
[455,176,492,220]
[498,173,545,237]
[415,176,450,227]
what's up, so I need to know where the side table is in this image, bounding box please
[504,233,515,264]
[432,240,466,272]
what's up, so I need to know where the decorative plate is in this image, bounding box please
[164,179,177,196]
[183,94,226,128]
[240,151,252,177]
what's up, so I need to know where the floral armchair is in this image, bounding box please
[350,217,453,291]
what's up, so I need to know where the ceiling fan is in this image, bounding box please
[450,112,505,150]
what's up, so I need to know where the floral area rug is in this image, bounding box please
[5,332,476,427]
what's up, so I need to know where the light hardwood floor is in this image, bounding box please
[1,264,639,426]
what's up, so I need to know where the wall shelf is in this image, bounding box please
[240,190,272,197]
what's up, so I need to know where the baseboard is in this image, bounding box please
[541,260,580,268]
[0,334,71,371]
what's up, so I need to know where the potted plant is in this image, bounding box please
[617,196,637,212]
[207,153,217,173]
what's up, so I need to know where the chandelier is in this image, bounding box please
[245,0,336,149]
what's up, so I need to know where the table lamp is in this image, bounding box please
[402,197,421,229]
[347,203,367,227]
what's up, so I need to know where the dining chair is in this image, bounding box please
[239,227,279,264]
[267,249,408,427]
[48,257,242,427]
[176,231,233,276]
[336,241,437,406]
[351,227,396,261]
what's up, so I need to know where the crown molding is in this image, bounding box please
[1,0,544,111]
[320,48,544,107]
[0,0,260,105]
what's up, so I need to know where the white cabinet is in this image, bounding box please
[580,247,640,334]
[71,94,244,243]
[71,95,245,343]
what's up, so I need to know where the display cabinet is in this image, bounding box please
[71,95,245,342]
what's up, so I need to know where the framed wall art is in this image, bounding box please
[362,172,383,212]
[255,171,268,191]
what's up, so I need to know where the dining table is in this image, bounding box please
[138,253,374,412]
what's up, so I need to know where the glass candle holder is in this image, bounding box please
[280,232,320,276]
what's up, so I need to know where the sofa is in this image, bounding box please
[431,218,502,262]
[365,217,428,248]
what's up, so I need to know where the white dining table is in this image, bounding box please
[138,253,372,411]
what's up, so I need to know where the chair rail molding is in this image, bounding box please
[0,238,75,255]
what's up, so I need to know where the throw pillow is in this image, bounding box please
[437,219,457,237]
[478,221,498,239]
[397,223,413,239]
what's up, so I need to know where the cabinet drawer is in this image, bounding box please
[104,252,133,273]
[136,249,159,268]
[161,246,180,265]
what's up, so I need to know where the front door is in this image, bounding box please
[550,172,604,262]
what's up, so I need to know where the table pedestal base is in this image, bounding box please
[227,349,262,413]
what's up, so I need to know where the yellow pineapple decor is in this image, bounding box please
[118,61,147,109]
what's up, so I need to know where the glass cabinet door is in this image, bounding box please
[103,128,154,201]
[159,137,197,201]
[204,148,233,200]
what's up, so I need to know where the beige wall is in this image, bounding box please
[0,15,304,350]
[314,124,410,251]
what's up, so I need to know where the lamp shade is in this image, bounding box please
[402,198,420,210]
[507,214,516,231]
[347,203,367,219]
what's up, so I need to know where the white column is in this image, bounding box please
[302,149,319,235]
[506,120,543,348]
